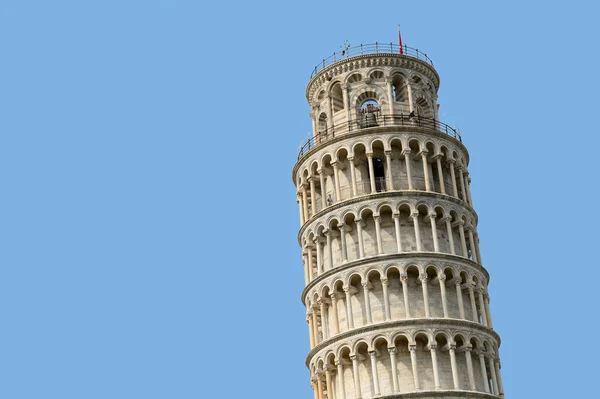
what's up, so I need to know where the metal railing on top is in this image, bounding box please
[310,43,434,78]
[298,113,461,160]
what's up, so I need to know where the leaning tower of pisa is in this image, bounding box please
[293,43,505,399]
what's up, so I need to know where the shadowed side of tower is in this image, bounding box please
[293,42,504,399]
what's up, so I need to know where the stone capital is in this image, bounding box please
[428,213,437,220]
[343,285,357,295]
[388,347,397,355]
[400,273,409,283]
[453,220,465,227]
[381,278,389,286]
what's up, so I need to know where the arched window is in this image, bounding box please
[360,99,380,128]
[392,75,408,102]
[318,113,328,133]
[331,83,344,113]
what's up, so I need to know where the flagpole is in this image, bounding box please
[398,24,403,54]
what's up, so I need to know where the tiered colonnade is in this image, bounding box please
[294,47,504,399]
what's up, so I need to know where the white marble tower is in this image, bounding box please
[292,43,505,399]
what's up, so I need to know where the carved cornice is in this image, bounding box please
[306,53,440,101]
[305,317,501,366]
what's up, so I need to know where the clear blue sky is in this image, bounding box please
[1,1,598,398]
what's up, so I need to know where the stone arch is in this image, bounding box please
[330,82,344,113]
[345,72,363,85]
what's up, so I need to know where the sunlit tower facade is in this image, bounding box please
[292,42,505,399]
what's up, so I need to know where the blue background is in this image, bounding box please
[1,1,598,398]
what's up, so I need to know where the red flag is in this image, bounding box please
[398,25,404,54]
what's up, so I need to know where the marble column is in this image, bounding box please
[409,344,421,390]
[434,154,446,194]
[362,282,373,324]
[348,156,358,197]
[355,219,365,258]
[420,275,431,317]
[381,278,391,321]
[324,229,334,270]
[343,286,355,329]
[339,225,348,262]
[366,153,376,193]
[443,216,455,255]
[385,150,394,190]
[402,149,414,190]
[467,226,478,263]
[318,169,327,210]
[439,275,449,318]
[374,215,383,254]
[478,352,490,393]
[429,213,439,252]
[412,212,422,251]
[449,343,460,389]
[393,213,402,252]
[309,176,317,216]
[463,345,476,390]
[401,274,411,318]
[350,355,362,399]
[330,293,340,335]
[332,162,341,202]
[420,151,431,192]
[389,348,400,393]
[447,159,459,198]
[454,278,465,320]
[369,351,381,396]
[467,284,479,323]
[335,360,346,399]
[430,344,442,390]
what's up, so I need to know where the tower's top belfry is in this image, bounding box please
[304,44,444,144]
[292,41,505,399]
